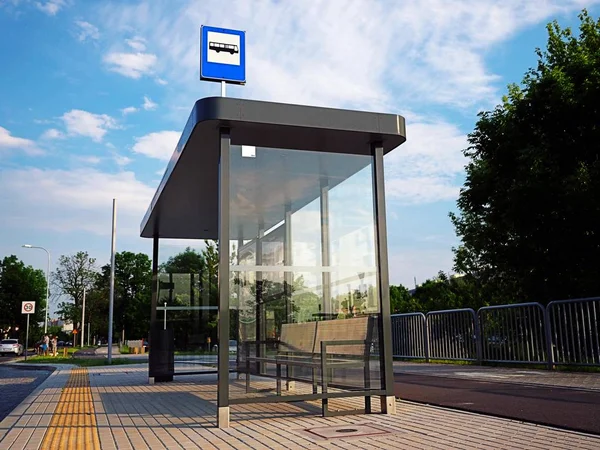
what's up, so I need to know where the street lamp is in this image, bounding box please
[22,244,51,334]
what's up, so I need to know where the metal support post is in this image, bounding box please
[320,178,331,316]
[108,199,117,364]
[81,288,86,347]
[217,127,231,428]
[25,314,30,361]
[372,142,395,410]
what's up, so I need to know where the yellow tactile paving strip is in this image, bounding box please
[40,368,100,450]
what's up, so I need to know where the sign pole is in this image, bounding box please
[221,81,226,97]
[25,313,30,361]
[81,287,86,348]
[108,199,117,364]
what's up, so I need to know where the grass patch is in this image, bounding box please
[174,350,216,356]
[394,357,476,365]
[18,356,143,367]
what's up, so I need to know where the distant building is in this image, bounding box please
[48,318,73,332]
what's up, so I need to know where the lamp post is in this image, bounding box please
[22,245,50,334]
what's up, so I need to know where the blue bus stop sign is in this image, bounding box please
[200,25,246,84]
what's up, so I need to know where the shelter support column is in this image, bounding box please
[284,204,292,324]
[149,235,159,384]
[284,205,295,390]
[150,235,159,326]
[372,141,396,414]
[255,227,265,374]
[320,178,331,317]
[217,128,231,428]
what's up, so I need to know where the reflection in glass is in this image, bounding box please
[228,145,383,400]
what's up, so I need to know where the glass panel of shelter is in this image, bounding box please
[228,144,383,401]
[156,243,220,374]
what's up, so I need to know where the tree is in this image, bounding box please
[451,10,600,305]
[99,251,152,342]
[159,242,218,350]
[160,247,205,274]
[389,284,420,314]
[410,272,485,313]
[0,255,47,344]
[53,251,97,326]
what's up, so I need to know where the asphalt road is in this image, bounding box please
[394,372,600,435]
[0,365,54,422]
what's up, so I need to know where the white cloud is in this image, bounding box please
[132,131,179,161]
[385,120,468,204]
[61,109,118,142]
[142,96,157,110]
[75,20,99,42]
[40,128,65,139]
[76,155,102,165]
[125,36,146,51]
[97,0,600,111]
[0,126,41,155]
[35,0,66,16]
[113,153,132,167]
[0,167,154,236]
[121,106,138,115]
[33,119,55,125]
[155,77,168,85]
[103,51,157,79]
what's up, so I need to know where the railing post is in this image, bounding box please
[473,309,483,364]
[423,314,430,363]
[544,304,554,371]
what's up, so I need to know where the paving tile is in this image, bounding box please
[2,363,600,450]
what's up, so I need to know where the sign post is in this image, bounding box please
[21,301,35,361]
[200,25,246,97]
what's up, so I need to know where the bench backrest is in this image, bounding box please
[279,321,318,354]
[280,316,373,356]
[314,316,372,355]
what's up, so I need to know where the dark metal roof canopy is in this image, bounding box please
[140,97,406,240]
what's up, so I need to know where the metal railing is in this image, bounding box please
[548,297,600,366]
[391,297,600,369]
[391,313,427,360]
[427,309,479,361]
[478,303,550,367]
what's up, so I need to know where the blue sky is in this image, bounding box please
[1,0,599,308]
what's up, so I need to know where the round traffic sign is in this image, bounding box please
[24,302,33,312]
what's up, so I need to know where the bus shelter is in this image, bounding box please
[141,96,406,428]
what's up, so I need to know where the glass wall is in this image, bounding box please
[157,241,219,373]
[228,144,382,402]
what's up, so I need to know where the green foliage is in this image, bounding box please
[411,272,485,312]
[390,284,419,313]
[159,241,220,350]
[0,255,47,343]
[53,251,97,325]
[99,251,152,341]
[18,356,141,367]
[390,272,485,314]
[160,247,204,273]
[451,10,600,305]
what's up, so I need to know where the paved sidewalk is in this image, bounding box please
[394,361,600,391]
[1,363,599,449]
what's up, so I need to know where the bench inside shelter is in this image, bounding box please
[243,316,376,416]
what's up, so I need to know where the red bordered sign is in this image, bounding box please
[21,301,36,314]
